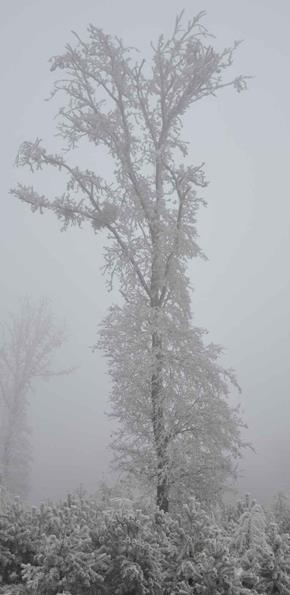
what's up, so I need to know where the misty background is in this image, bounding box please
[0,0,289,504]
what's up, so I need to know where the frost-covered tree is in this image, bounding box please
[0,299,66,497]
[11,12,248,511]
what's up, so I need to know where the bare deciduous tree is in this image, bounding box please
[11,13,248,510]
[0,299,67,497]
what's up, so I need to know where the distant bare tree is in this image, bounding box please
[0,299,67,497]
[11,12,248,510]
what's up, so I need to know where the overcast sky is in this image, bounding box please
[1,0,290,504]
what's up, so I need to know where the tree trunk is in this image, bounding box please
[151,329,169,512]
[1,424,12,491]
[150,156,170,512]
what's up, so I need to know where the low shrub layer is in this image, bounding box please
[1,492,290,594]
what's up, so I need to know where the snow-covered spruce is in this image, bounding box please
[1,492,290,594]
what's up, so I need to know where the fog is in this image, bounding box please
[1,0,290,505]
